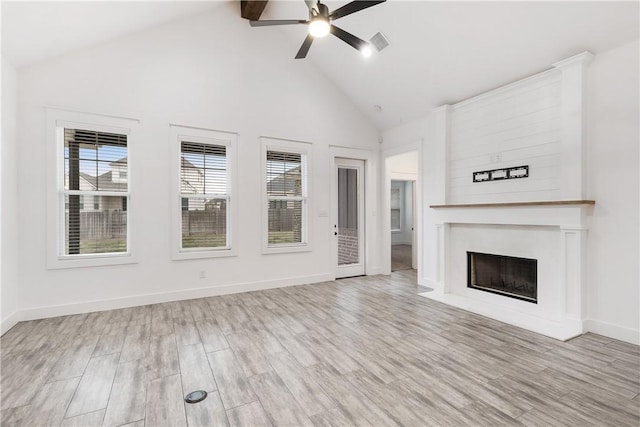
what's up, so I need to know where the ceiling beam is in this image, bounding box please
[240,1,269,20]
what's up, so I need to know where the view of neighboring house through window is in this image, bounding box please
[63,128,128,255]
[180,141,228,249]
[266,150,307,246]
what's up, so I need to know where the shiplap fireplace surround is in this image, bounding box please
[420,52,595,341]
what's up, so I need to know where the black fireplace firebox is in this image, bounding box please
[467,252,537,303]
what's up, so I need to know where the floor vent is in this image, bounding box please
[185,390,208,404]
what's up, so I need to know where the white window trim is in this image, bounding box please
[261,137,313,255]
[46,108,139,269]
[170,125,238,260]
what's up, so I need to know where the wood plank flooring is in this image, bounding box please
[391,244,413,271]
[1,270,638,426]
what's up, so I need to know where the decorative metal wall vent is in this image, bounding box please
[473,165,529,183]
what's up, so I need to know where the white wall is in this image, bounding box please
[382,41,639,343]
[14,3,379,319]
[585,40,639,341]
[448,71,562,203]
[1,57,20,333]
[382,117,436,286]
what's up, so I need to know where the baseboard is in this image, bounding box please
[1,311,22,335]
[420,291,583,342]
[18,273,334,322]
[420,277,437,288]
[583,319,640,345]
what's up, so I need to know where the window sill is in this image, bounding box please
[172,248,238,261]
[47,253,138,270]
[262,243,312,255]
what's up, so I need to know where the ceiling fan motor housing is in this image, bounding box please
[314,3,330,20]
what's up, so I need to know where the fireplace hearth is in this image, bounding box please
[467,252,537,303]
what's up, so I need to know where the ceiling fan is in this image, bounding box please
[250,0,386,59]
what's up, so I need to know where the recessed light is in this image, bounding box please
[373,105,382,113]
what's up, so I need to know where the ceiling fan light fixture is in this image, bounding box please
[309,18,330,38]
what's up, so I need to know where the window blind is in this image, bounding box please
[62,128,129,255]
[266,151,303,197]
[180,141,228,249]
[180,142,227,195]
[266,150,305,245]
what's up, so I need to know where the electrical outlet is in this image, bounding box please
[199,270,206,279]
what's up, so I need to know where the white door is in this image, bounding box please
[334,158,365,278]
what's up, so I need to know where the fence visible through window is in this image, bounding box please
[266,150,305,245]
[63,128,128,255]
[180,141,228,249]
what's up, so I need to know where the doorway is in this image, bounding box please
[391,180,415,271]
[334,158,365,278]
[385,149,419,274]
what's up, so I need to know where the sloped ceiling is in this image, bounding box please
[1,1,220,68]
[260,1,639,130]
[2,1,639,132]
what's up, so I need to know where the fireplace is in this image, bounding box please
[467,252,537,303]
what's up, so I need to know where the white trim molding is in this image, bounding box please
[169,124,238,260]
[420,52,600,342]
[1,311,22,335]
[583,319,640,345]
[553,51,595,200]
[261,137,313,255]
[45,108,139,270]
[329,145,378,277]
[424,202,594,341]
[16,273,334,324]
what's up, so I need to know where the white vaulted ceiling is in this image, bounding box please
[260,1,639,130]
[2,1,639,131]
[1,1,220,68]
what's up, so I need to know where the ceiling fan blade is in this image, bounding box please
[250,19,308,27]
[304,0,319,13]
[330,25,368,52]
[295,34,314,59]
[329,0,386,20]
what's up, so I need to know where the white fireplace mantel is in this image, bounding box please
[430,200,595,228]
[421,201,594,341]
[419,52,596,341]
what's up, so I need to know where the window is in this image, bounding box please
[63,128,129,255]
[46,108,138,269]
[171,125,237,260]
[390,183,402,231]
[180,142,227,250]
[262,138,311,253]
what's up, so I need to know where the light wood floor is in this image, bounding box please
[391,244,413,271]
[1,271,639,427]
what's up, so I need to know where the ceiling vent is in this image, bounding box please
[369,32,390,52]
